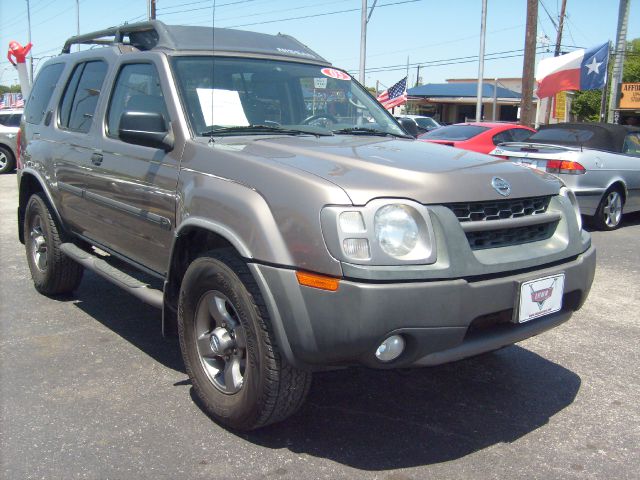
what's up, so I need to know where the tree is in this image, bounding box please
[571,38,640,121]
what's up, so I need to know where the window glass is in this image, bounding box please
[528,128,594,143]
[171,57,405,137]
[414,117,438,129]
[492,131,513,145]
[107,63,168,137]
[0,113,21,127]
[64,61,107,133]
[24,63,64,125]
[623,133,640,157]
[59,64,85,128]
[510,128,533,142]
[420,125,490,141]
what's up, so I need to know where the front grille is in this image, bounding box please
[466,221,558,250]
[445,196,551,223]
[443,196,558,250]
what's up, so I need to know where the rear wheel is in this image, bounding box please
[24,193,84,294]
[0,146,15,174]
[592,187,624,230]
[178,250,311,430]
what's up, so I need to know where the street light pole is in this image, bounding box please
[607,0,630,123]
[76,0,80,52]
[475,0,487,122]
[359,0,367,84]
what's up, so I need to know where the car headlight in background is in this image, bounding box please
[560,186,582,231]
[321,199,437,265]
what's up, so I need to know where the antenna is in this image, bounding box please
[209,0,216,146]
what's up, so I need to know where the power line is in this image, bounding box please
[221,0,423,29]
[157,0,258,14]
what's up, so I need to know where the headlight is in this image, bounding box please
[321,200,437,265]
[374,205,419,257]
[560,187,582,231]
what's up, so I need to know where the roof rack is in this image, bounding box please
[62,21,165,54]
[61,20,329,65]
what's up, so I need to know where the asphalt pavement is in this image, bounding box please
[1,172,638,480]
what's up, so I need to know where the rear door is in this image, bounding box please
[86,60,181,274]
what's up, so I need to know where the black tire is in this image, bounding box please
[591,187,624,231]
[24,192,84,295]
[178,249,311,430]
[0,145,15,174]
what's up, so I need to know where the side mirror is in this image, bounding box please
[398,117,418,138]
[119,111,174,152]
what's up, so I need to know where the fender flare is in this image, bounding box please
[18,168,65,243]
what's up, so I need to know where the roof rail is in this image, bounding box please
[62,20,165,54]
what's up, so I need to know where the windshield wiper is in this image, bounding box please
[201,125,332,137]
[332,127,411,139]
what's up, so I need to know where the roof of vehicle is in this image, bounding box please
[453,122,529,129]
[407,83,522,99]
[0,108,23,114]
[533,122,640,152]
[62,20,330,65]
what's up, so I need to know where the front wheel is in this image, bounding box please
[0,146,15,174]
[178,250,311,430]
[592,187,624,230]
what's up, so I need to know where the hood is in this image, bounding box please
[203,135,562,205]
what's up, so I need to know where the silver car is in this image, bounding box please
[492,123,640,230]
[0,108,23,174]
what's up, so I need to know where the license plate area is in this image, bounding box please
[512,158,547,172]
[515,273,565,323]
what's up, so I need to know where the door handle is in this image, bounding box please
[91,152,103,166]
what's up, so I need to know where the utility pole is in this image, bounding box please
[492,78,498,121]
[607,0,630,123]
[150,0,157,20]
[359,0,367,84]
[76,0,80,51]
[25,0,33,83]
[520,0,538,127]
[416,64,421,87]
[543,0,567,124]
[475,0,487,122]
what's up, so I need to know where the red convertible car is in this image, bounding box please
[418,122,535,154]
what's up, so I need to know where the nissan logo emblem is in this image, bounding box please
[491,177,511,197]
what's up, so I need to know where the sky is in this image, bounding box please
[1,0,639,90]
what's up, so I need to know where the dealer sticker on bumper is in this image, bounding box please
[517,274,565,323]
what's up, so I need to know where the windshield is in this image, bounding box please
[171,56,406,137]
[414,117,438,129]
[420,125,489,140]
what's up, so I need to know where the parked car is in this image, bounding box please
[492,122,640,230]
[17,21,595,431]
[419,122,536,154]
[395,114,441,133]
[0,108,23,173]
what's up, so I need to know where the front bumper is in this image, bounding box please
[249,245,596,370]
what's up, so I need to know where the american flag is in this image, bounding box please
[376,77,407,109]
[0,93,24,108]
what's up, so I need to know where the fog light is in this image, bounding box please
[375,335,405,362]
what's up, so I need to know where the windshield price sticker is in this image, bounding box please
[314,77,327,89]
[320,68,350,81]
[517,274,565,323]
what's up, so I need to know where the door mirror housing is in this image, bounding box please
[118,111,174,151]
[397,117,419,138]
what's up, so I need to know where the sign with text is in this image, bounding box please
[553,91,567,120]
[619,83,640,109]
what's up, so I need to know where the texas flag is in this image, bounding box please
[536,43,609,99]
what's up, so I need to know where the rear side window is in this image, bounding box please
[510,128,533,142]
[0,114,21,127]
[492,130,513,145]
[623,133,640,157]
[24,63,64,125]
[420,125,490,141]
[59,61,108,133]
[107,63,168,137]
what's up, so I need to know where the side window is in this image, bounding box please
[510,128,533,142]
[492,130,513,145]
[24,63,65,125]
[623,133,640,157]
[107,63,169,138]
[59,61,108,133]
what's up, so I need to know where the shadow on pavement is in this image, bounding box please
[67,271,580,470]
[583,210,640,232]
[69,270,184,373]
[243,347,581,470]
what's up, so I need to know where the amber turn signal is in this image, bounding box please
[295,271,340,291]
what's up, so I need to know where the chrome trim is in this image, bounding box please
[461,212,562,233]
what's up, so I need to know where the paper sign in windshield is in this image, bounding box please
[196,88,250,127]
[320,68,350,81]
[314,77,327,89]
